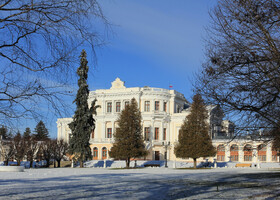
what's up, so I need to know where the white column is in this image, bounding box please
[253,144,258,163]
[267,142,272,162]
[102,121,106,140]
[225,144,230,162]
[239,144,243,162]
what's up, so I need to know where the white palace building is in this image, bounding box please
[57,78,278,164]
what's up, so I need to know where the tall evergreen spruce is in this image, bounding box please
[175,94,216,168]
[109,98,147,168]
[69,50,96,168]
[34,121,49,141]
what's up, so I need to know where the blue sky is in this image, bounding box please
[20,1,218,138]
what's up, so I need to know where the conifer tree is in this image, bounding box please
[110,98,147,168]
[175,94,216,168]
[68,50,97,168]
[23,127,31,139]
[34,121,49,141]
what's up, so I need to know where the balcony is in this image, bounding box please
[90,138,114,143]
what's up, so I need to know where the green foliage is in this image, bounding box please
[34,121,49,141]
[109,98,148,168]
[175,94,216,168]
[68,50,97,167]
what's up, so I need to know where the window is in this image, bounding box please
[107,128,112,138]
[163,128,166,140]
[155,101,159,111]
[144,101,150,112]
[272,148,278,161]
[125,101,129,107]
[116,102,121,112]
[154,128,159,140]
[258,144,267,162]
[102,147,107,160]
[93,147,98,160]
[107,102,112,113]
[163,102,167,112]
[230,144,238,161]
[244,144,252,161]
[144,127,150,141]
[217,145,225,161]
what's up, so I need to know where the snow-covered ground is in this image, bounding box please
[0,167,280,199]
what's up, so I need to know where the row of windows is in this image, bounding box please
[106,101,168,113]
[107,101,129,113]
[92,127,168,140]
[217,144,269,152]
[93,147,107,160]
[218,155,277,162]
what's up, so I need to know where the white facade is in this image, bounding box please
[57,78,278,163]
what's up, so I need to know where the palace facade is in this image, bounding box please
[57,78,278,163]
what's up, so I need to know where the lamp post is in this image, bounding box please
[162,141,170,168]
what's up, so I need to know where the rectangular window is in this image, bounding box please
[154,128,159,140]
[163,102,167,112]
[107,102,112,113]
[163,128,166,140]
[107,128,112,138]
[116,102,121,112]
[144,127,150,141]
[155,101,159,111]
[217,155,225,161]
[230,155,238,161]
[272,155,277,161]
[144,101,150,112]
[258,155,266,161]
[244,155,252,161]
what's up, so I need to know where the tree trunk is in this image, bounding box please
[57,159,61,168]
[46,159,50,168]
[126,158,130,168]
[54,160,56,168]
[193,158,197,169]
[80,157,83,168]
[17,160,20,166]
[30,160,33,168]
[4,160,8,166]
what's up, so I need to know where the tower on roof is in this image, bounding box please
[110,78,126,89]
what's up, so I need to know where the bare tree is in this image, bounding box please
[13,132,26,166]
[0,0,108,126]
[196,0,280,131]
[38,139,54,167]
[25,135,39,168]
[53,139,68,168]
[0,139,15,166]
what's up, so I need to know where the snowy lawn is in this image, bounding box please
[0,167,280,199]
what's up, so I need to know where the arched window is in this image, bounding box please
[258,144,267,161]
[102,147,107,160]
[217,145,225,161]
[93,147,98,160]
[230,144,239,161]
[244,144,252,161]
